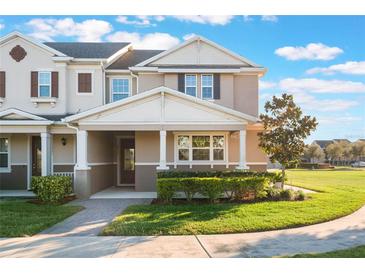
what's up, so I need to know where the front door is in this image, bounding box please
[31,136,42,176]
[118,138,135,186]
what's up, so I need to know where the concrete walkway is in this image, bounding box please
[39,198,152,236]
[1,205,364,258]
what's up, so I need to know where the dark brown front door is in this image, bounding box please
[31,136,42,176]
[119,138,135,185]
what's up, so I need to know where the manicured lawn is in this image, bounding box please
[0,199,82,237]
[290,245,365,258]
[101,168,365,236]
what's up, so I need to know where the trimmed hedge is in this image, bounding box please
[157,170,275,179]
[157,177,269,203]
[32,176,73,204]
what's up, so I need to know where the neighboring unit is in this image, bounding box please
[0,32,268,197]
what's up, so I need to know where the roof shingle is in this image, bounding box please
[107,49,164,69]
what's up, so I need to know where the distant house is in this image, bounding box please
[312,140,334,149]
[333,139,351,143]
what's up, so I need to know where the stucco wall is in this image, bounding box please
[138,73,164,93]
[233,75,259,116]
[53,134,75,164]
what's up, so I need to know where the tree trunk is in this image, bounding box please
[281,166,285,189]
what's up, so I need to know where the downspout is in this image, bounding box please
[101,61,106,104]
[130,69,139,94]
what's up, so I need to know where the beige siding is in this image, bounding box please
[233,75,259,116]
[87,131,115,163]
[138,74,164,93]
[164,74,178,90]
[9,134,28,164]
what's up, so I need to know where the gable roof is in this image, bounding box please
[44,42,130,59]
[312,140,334,148]
[107,49,164,69]
[0,31,66,57]
[0,108,53,125]
[64,86,259,123]
[135,35,262,68]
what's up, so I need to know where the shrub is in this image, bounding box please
[296,190,306,201]
[280,189,296,201]
[267,187,282,201]
[157,176,269,203]
[31,176,72,204]
[157,170,276,180]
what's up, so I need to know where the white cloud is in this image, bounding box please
[259,80,277,90]
[261,15,278,22]
[275,43,343,61]
[306,61,365,75]
[279,78,365,94]
[116,16,165,27]
[317,115,362,125]
[0,23,4,30]
[106,31,179,49]
[243,16,253,22]
[172,16,234,25]
[26,18,112,42]
[183,33,197,41]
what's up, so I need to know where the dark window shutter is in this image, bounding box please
[51,72,59,98]
[213,73,221,99]
[31,71,38,97]
[177,73,185,93]
[78,73,92,93]
[0,72,5,98]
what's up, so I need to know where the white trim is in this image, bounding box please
[0,108,47,120]
[105,45,132,66]
[135,162,267,166]
[63,86,258,123]
[109,76,131,102]
[30,97,57,107]
[201,74,213,100]
[27,135,31,189]
[135,35,261,68]
[0,31,66,57]
[129,67,267,75]
[88,162,117,166]
[76,70,94,95]
[0,120,53,125]
[53,162,76,165]
[184,74,198,97]
[0,136,11,173]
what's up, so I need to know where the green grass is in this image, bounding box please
[290,245,365,258]
[0,199,82,237]
[101,168,365,236]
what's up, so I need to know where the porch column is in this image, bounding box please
[236,129,249,170]
[157,130,169,170]
[76,130,89,170]
[41,132,52,176]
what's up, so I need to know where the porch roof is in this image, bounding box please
[63,86,259,130]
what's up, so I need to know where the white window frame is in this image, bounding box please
[201,74,214,100]
[110,77,131,102]
[38,71,52,98]
[174,132,227,165]
[0,136,11,173]
[184,74,197,97]
[76,70,94,95]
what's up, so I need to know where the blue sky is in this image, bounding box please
[1,15,364,142]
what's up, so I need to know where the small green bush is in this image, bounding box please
[31,176,72,204]
[267,187,282,201]
[296,190,306,201]
[157,176,269,203]
[280,189,296,201]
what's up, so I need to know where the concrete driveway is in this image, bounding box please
[39,198,152,236]
[1,205,365,258]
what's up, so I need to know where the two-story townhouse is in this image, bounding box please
[0,31,268,198]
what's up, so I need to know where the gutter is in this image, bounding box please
[130,70,139,93]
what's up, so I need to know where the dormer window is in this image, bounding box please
[185,74,197,97]
[38,72,51,97]
[111,78,130,102]
[201,74,213,100]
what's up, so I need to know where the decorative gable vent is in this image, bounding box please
[9,45,27,62]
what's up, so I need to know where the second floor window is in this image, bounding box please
[111,78,130,102]
[185,74,197,97]
[0,137,9,170]
[201,74,213,99]
[38,72,51,97]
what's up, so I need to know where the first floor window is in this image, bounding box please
[0,138,9,169]
[201,74,213,99]
[112,78,130,102]
[176,134,225,162]
[39,72,51,97]
[185,74,197,97]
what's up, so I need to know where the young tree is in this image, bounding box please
[303,143,325,163]
[258,93,317,187]
[325,143,343,165]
